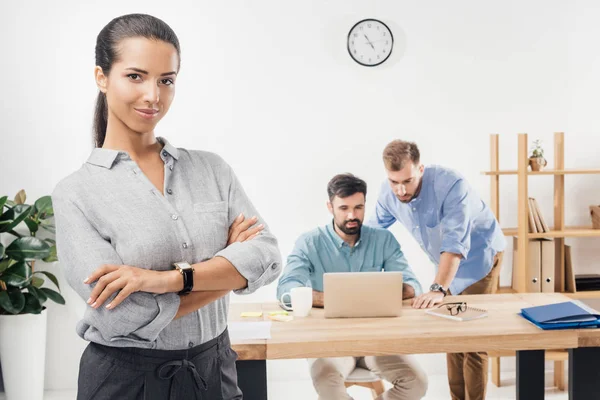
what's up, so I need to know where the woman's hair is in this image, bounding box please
[93,14,181,148]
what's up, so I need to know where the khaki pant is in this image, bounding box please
[446,252,504,400]
[308,355,428,400]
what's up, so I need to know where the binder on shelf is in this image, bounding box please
[529,197,544,233]
[532,198,550,233]
[512,237,555,293]
[540,238,555,293]
[513,237,541,292]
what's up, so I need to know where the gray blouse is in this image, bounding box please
[52,138,281,350]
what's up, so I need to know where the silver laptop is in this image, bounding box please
[323,271,403,318]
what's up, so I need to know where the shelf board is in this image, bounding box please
[483,168,600,176]
[529,169,600,175]
[564,291,600,300]
[502,226,600,238]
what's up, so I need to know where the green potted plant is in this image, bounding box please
[0,190,65,400]
[529,139,548,172]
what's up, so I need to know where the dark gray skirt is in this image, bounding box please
[77,328,242,400]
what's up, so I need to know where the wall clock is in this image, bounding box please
[347,18,394,67]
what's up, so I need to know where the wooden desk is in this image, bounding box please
[230,293,587,400]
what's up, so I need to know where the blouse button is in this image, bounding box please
[171,214,178,220]
[188,341,194,348]
[162,151,168,157]
[182,242,188,249]
[167,188,173,195]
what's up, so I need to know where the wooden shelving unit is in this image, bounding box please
[486,132,600,293]
[485,132,600,389]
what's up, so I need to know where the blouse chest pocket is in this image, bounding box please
[192,201,229,255]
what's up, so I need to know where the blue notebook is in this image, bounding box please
[520,301,600,330]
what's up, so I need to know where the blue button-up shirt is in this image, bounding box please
[369,165,506,295]
[276,222,422,300]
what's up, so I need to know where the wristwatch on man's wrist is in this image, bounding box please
[429,283,447,297]
[173,262,195,295]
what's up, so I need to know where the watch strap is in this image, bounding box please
[174,262,194,295]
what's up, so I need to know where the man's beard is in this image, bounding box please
[336,219,362,235]
[396,193,414,203]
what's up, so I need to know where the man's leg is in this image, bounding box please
[361,355,428,399]
[446,352,466,400]
[308,357,357,400]
[456,251,504,400]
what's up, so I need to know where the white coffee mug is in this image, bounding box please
[279,287,313,317]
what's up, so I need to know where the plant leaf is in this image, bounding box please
[21,292,43,314]
[31,276,44,288]
[0,196,7,210]
[45,238,56,245]
[5,237,51,261]
[14,190,26,205]
[34,196,53,217]
[34,271,60,290]
[41,288,65,305]
[0,204,32,233]
[43,245,58,263]
[0,290,22,314]
[0,243,4,258]
[2,261,31,286]
[0,258,14,273]
[28,285,48,303]
[24,217,39,234]
[9,289,26,313]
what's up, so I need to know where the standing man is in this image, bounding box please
[369,140,506,400]
[277,173,427,400]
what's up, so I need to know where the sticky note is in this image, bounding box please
[268,311,289,316]
[240,312,263,317]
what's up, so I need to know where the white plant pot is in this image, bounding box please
[0,309,48,400]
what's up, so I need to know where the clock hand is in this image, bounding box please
[363,34,375,50]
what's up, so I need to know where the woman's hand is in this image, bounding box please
[227,213,263,245]
[85,214,262,310]
[84,265,166,310]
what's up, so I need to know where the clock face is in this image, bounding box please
[347,19,394,67]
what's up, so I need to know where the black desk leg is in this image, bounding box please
[516,350,545,400]
[569,347,600,400]
[236,360,268,400]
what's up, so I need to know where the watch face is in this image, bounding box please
[175,262,192,270]
[347,19,394,67]
[430,283,441,292]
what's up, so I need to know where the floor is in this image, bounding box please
[0,372,568,400]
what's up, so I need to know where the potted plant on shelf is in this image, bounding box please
[0,190,65,400]
[529,139,548,171]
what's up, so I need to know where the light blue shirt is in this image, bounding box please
[276,222,422,300]
[369,165,506,295]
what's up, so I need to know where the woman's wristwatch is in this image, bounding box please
[430,283,447,297]
[173,262,195,295]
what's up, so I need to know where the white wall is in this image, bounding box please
[1,0,600,394]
